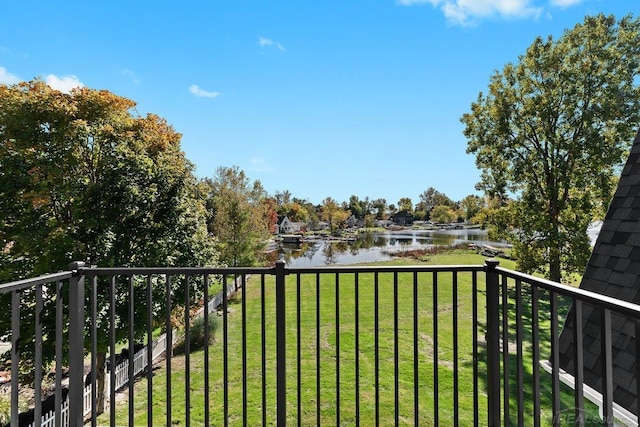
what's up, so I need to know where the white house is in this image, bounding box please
[278,216,306,234]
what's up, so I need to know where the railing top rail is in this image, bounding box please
[495,265,640,318]
[284,264,486,274]
[6,262,638,319]
[82,266,274,276]
[80,264,486,277]
[0,270,74,293]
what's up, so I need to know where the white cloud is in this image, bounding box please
[189,84,219,98]
[120,68,140,84]
[45,74,84,93]
[258,37,285,52]
[396,0,432,5]
[399,0,543,25]
[549,0,583,7]
[0,66,21,84]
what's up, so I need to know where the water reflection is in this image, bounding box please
[279,229,502,268]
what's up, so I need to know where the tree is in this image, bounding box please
[344,195,372,220]
[397,197,413,212]
[205,166,271,267]
[460,194,485,222]
[274,189,292,206]
[293,197,319,229]
[346,195,364,219]
[364,214,375,228]
[371,198,388,219]
[418,187,454,220]
[360,196,372,218]
[462,14,640,281]
[430,205,457,224]
[262,197,279,234]
[283,202,309,223]
[320,197,350,234]
[0,80,217,411]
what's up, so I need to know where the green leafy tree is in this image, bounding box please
[418,187,454,220]
[284,202,309,223]
[274,189,292,207]
[274,191,312,224]
[371,198,388,219]
[430,205,457,224]
[344,195,372,220]
[364,214,375,228]
[0,80,216,411]
[460,194,485,222]
[472,196,513,241]
[321,197,350,235]
[462,14,640,281]
[205,166,271,267]
[412,210,427,221]
[361,196,372,218]
[346,195,364,220]
[397,197,413,213]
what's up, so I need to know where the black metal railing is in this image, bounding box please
[2,260,640,426]
[489,263,640,426]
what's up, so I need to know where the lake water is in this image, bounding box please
[280,228,503,268]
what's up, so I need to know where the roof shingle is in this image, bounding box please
[559,128,640,414]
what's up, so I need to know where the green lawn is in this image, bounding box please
[98,252,601,426]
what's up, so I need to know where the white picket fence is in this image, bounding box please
[29,346,147,427]
[28,276,242,427]
[37,399,69,427]
[112,346,148,392]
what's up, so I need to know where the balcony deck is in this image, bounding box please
[2,260,640,426]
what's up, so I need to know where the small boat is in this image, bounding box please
[281,234,305,244]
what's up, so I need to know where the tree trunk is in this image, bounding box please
[549,212,562,283]
[96,351,106,415]
[549,246,562,283]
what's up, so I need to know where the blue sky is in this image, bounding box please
[0,0,636,206]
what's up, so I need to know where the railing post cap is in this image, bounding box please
[485,258,500,269]
[275,258,286,271]
[68,261,86,270]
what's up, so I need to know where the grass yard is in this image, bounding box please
[98,251,601,426]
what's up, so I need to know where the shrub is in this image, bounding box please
[0,394,26,425]
[0,395,9,426]
[189,314,220,349]
[174,313,220,354]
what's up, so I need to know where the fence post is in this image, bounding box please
[275,259,287,427]
[485,258,501,427]
[68,261,86,426]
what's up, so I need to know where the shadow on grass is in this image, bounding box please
[468,280,601,426]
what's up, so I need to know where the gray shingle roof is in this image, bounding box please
[559,128,640,414]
